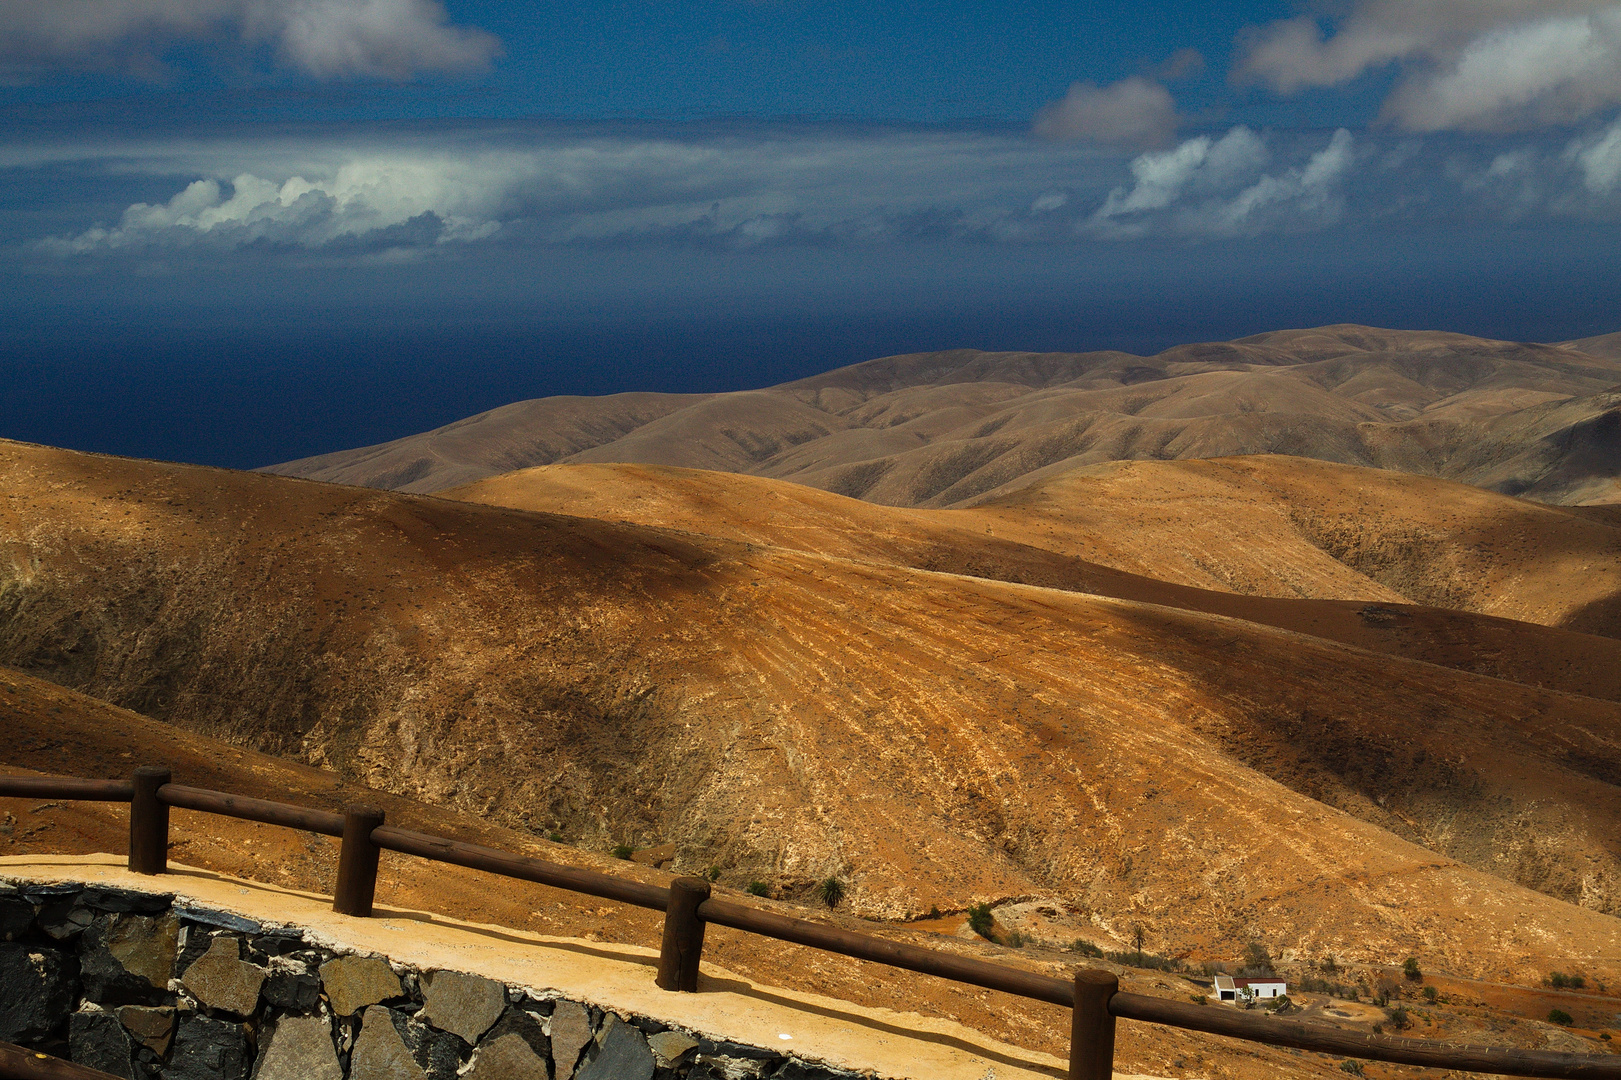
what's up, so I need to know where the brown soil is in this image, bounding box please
[6,669,1618,1080]
[4,439,1621,980]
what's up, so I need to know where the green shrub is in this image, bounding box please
[1006,930,1028,949]
[548,831,564,842]
[928,905,941,919]
[817,877,846,908]
[1104,949,1182,972]
[610,844,634,860]
[1069,939,1104,958]
[966,902,995,939]
[1241,941,1274,974]
[1321,955,1339,975]
[1550,972,1586,990]
[1423,986,1438,1002]
[1384,1006,1410,1030]
[1298,975,1358,999]
[1339,1060,1364,1075]
[1403,957,1421,981]
[1549,1009,1575,1026]
[704,866,722,882]
[1189,993,1207,1005]
[746,881,770,897]
[1268,994,1294,1014]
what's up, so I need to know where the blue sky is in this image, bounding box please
[3,0,1621,467]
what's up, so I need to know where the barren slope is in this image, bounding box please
[5,439,1621,987]
[446,461,1621,700]
[11,670,1618,1077]
[267,324,1621,506]
[964,456,1621,639]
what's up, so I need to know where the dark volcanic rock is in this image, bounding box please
[549,1000,592,1077]
[464,1033,548,1080]
[36,897,93,940]
[80,888,173,915]
[116,1005,176,1055]
[0,897,34,940]
[244,930,308,963]
[389,1007,465,1080]
[577,1014,654,1080]
[350,1005,426,1080]
[178,936,265,1018]
[481,1007,549,1060]
[254,1014,343,1080]
[262,968,323,1012]
[69,1008,138,1080]
[417,969,504,1045]
[174,904,261,934]
[162,1014,252,1080]
[0,941,78,1042]
[79,913,178,1006]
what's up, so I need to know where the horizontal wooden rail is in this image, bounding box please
[698,896,1075,1007]
[0,1041,124,1080]
[371,825,670,911]
[0,777,133,801]
[157,784,345,836]
[1111,993,1621,1078]
[8,766,1621,1080]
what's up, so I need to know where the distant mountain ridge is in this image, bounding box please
[265,324,1621,506]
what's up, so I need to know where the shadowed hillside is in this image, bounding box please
[5,438,1621,989]
[267,324,1621,506]
[446,459,1621,690]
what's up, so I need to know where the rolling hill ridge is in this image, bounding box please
[267,324,1621,507]
[4,438,1621,989]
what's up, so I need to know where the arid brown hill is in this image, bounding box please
[16,667,1611,1079]
[266,324,1621,506]
[4,438,1621,987]
[445,457,1621,684]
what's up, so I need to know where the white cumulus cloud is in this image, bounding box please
[42,154,521,253]
[1032,76,1180,150]
[1567,116,1621,192]
[1237,1,1621,131]
[1090,127,1352,238]
[0,0,499,79]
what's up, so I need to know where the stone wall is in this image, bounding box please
[0,881,869,1080]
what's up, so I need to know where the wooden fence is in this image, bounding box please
[4,767,1621,1080]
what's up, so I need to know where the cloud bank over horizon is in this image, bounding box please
[16,117,1621,263]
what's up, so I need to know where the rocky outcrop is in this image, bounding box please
[0,880,871,1079]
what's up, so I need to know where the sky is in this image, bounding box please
[3,1,1621,468]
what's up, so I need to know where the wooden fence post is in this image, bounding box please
[656,877,711,992]
[127,767,171,876]
[1070,967,1118,1080]
[332,805,385,917]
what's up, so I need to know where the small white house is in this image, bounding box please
[1211,975,1288,1002]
